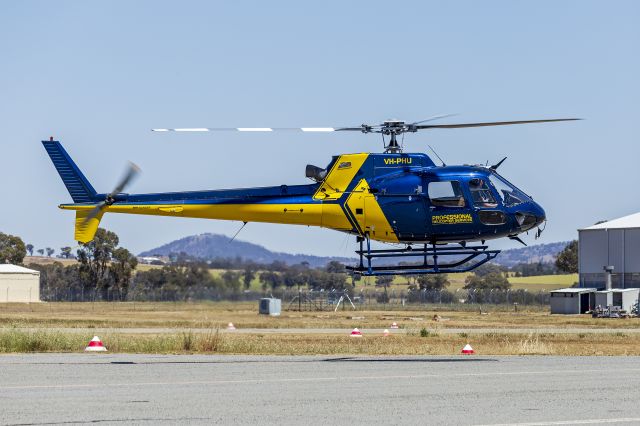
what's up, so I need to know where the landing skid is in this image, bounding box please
[346,237,500,276]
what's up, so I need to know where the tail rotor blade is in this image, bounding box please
[110,162,141,197]
[82,201,107,225]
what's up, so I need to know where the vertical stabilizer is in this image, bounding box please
[42,140,97,203]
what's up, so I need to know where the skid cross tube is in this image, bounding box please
[346,239,500,276]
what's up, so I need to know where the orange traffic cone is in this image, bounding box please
[227,322,236,330]
[383,329,390,337]
[390,322,399,329]
[461,344,475,355]
[85,336,107,352]
[350,328,363,337]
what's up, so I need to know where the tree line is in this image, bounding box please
[0,229,579,303]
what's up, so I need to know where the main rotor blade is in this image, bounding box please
[152,127,337,132]
[109,162,141,197]
[416,118,581,130]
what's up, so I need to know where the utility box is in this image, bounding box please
[259,298,281,316]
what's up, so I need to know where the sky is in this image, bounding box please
[1,1,639,257]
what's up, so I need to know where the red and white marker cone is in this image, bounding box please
[461,344,475,355]
[383,329,390,337]
[350,328,362,337]
[85,336,107,352]
[390,322,399,329]
[227,322,236,330]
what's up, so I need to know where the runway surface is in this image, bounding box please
[1,354,640,425]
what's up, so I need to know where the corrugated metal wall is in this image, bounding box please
[579,228,640,288]
[0,274,40,303]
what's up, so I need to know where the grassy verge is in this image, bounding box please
[1,302,639,330]
[2,329,639,356]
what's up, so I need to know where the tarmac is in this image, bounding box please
[1,354,640,425]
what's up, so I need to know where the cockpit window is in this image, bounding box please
[428,181,466,208]
[469,178,497,207]
[489,174,524,207]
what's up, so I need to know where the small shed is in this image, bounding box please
[550,288,596,314]
[594,289,639,313]
[0,264,40,303]
[258,298,281,316]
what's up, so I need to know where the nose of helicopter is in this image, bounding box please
[532,201,546,226]
[514,201,546,231]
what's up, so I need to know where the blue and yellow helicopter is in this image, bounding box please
[43,117,577,275]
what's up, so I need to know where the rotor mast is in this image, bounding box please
[379,120,414,153]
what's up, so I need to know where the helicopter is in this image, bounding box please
[43,116,578,276]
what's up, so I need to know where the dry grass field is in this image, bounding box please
[0,302,639,355]
[2,301,639,330]
[1,328,639,356]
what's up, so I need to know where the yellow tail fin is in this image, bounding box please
[74,210,103,243]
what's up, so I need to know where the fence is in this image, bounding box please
[40,284,551,309]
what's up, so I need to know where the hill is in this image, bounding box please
[139,233,355,268]
[140,234,570,269]
[491,241,570,268]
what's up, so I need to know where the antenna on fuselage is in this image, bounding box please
[428,145,446,167]
[229,221,248,243]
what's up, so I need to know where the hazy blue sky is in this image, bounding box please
[1,1,638,257]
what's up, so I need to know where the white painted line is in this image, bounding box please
[237,127,272,131]
[476,418,640,426]
[151,128,170,132]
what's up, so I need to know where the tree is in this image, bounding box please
[282,269,306,289]
[221,270,242,297]
[325,261,345,273]
[60,247,73,259]
[416,274,450,291]
[464,272,511,290]
[473,263,505,277]
[26,244,34,256]
[555,240,578,274]
[375,275,394,303]
[46,247,54,257]
[242,266,256,291]
[110,247,138,300]
[259,271,282,291]
[37,248,44,256]
[77,228,119,299]
[0,232,27,264]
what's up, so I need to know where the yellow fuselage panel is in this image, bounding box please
[345,179,399,243]
[313,153,369,201]
[103,203,324,226]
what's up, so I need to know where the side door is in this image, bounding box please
[426,180,476,239]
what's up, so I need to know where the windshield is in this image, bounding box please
[488,174,526,207]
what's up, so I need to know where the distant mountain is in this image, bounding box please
[140,233,570,269]
[139,233,355,268]
[491,241,570,268]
